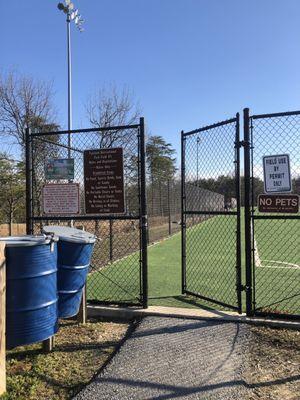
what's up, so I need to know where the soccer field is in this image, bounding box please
[253,217,299,314]
[87,214,299,314]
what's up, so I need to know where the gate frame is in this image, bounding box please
[25,118,148,309]
[244,108,300,320]
[181,114,243,313]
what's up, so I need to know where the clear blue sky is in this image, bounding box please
[1,0,300,159]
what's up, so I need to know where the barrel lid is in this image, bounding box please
[0,234,57,247]
[42,226,96,244]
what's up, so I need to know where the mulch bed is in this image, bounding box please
[246,325,300,400]
[1,318,129,400]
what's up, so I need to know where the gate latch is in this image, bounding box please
[238,284,247,292]
[238,140,246,148]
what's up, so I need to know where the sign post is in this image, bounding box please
[84,148,125,214]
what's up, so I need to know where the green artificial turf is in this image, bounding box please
[253,217,300,314]
[87,214,299,314]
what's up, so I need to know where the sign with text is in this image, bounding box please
[45,158,74,180]
[43,183,80,214]
[263,154,291,193]
[258,194,299,213]
[84,148,125,214]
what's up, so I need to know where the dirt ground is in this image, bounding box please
[246,325,300,400]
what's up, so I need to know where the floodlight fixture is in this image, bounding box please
[57,1,84,31]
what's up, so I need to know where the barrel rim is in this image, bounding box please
[0,234,58,247]
[43,225,96,244]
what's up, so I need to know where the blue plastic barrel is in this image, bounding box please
[0,235,58,349]
[43,226,96,318]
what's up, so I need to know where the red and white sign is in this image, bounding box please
[43,183,80,215]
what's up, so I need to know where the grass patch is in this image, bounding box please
[1,319,129,400]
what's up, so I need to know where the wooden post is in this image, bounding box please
[0,243,6,395]
[42,336,54,353]
[77,285,87,324]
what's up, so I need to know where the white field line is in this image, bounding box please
[254,237,300,270]
[254,238,262,268]
[259,260,300,270]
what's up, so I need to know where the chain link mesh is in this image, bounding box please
[147,178,181,243]
[250,112,300,317]
[183,118,240,310]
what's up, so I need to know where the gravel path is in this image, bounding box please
[74,317,252,400]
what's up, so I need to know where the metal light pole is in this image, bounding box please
[57,1,84,157]
[67,12,72,154]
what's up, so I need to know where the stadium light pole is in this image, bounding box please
[57,0,84,157]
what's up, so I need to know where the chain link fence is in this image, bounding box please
[28,122,147,306]
[249,111,300,318]
[147,178,181,243]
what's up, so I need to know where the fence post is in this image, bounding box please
[243,108,253,316]
[109,220,113,261]
[181,131,186,294]
[140,117,148,308]
[167,179,172,235]
[0,243,5,396]
[235,113,242,314]
[25,128,33,235]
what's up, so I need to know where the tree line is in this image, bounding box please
[0,71,178,228]
[1,70,299,229]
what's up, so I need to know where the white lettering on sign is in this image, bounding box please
[263,154,292,193]
[43,183,80,214]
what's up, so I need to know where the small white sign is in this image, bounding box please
[263,154,292,193]
[43,183,80,214]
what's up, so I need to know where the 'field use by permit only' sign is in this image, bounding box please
[263,154,292,193]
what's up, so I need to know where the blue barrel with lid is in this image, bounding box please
[43,226,96,318]
[0,235,58,349]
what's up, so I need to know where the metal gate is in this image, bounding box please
[244,108,300,319]
[25,119,148,308]
[181,115,242,312]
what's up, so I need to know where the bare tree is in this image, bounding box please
[85,84,140,147]
[0,70,57,149]
[86,85,141,233]
[0,154,25,234]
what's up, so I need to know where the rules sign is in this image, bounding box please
[263,154,292,193]
[84,148,125,214]
[43,183,80,215]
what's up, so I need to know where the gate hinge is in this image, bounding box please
[238,284,247,292]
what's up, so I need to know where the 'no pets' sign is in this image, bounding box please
[263,154,292,193]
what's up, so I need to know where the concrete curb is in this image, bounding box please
[87,304,300,330]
